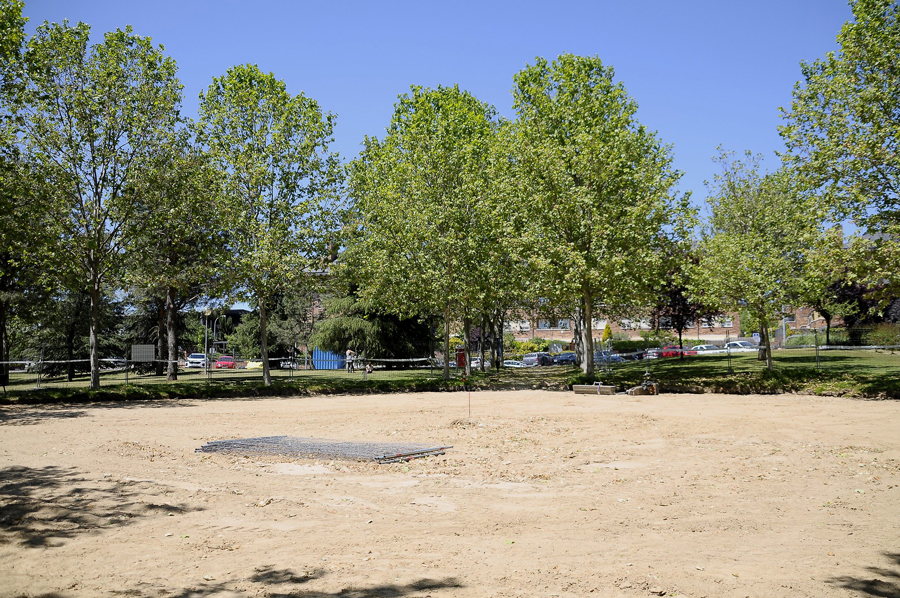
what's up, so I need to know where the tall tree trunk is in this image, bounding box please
[573,305,584,368]
[492,313,501,371]
[582,291,595,378]
[0,300,8,386]
[260,298,271,386]
[155,299,165,376]
[463,316,472,377]
[760,323,773,371]
[166,286,178,381]
[443,302,451,380]
[824,314,832,346]
[677,327,684,360]
[89,273,101,390]
[480,314,487,372]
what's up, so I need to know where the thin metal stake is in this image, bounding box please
[815,329,820,370]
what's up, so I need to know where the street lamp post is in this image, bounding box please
[203,309,212,374]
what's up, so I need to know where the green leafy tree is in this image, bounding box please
[124,136,223,380]
[0,0,56,384]
[225,311,274,360]
[780,0,900,226]
[472,121,531,371]
[691,151,825,370]
[309,290,436,360]
[13,288,125,380]
[196,64,342,385]
[794,226,859,344]
[19,22,182,389]
[268,291,321,359]
[0,0,26,131]
[347,85,499,380]
[780,0,900,303]
[650,247,721,358]
[512,54,692,378]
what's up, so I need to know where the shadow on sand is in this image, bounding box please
[828,552,900,597]
[0,465,201,548]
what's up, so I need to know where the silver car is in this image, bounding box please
[186,353,208,368]
[723,341,757,353]
[522,352,553,366]
[690,344,725,354]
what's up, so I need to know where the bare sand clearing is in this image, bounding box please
[1,390,898,598]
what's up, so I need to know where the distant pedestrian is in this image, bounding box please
[346,348,356,373]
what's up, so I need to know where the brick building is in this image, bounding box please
[505,313,741,345]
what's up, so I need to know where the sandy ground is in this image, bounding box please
[1,390,899,598]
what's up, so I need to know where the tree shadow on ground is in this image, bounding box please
[111,570,462,598]
[0,406,90,425]
[0,465,201,548]
[828,552,900,597]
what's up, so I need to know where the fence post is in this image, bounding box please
[815,329,820,370]
[725,331,733,374]
[36,349,43,389]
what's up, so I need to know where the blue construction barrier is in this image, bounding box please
[311,348,345,370]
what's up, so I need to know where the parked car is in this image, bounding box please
[471,357,490,369]
[594,350,625,363]
[245,359,264,370]
[553,352,577,365]
[214,356,236,369]
[659,345,696,358]
[690,344,724,354]
[186,353,207,368]
[101,357,127,370]
[724,341,758,353]
[503,359,526,368]
[280,358,299,369]
[522,352,553,366]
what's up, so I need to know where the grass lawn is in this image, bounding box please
[594,348,900,397]
[2,348,897,404]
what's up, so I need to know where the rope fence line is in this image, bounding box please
[0,354,447,389]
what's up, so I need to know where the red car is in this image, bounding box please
[660,345,697,358]
[214,356,236,369]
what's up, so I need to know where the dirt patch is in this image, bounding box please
[1,391,898,597]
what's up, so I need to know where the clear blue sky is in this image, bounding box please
[24,0,852,207]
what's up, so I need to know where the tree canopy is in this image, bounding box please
[196,63,342,385]
[780,0,900,228]
[20,21,181,388]
[691,151,826,370]
[347,84,501,379]
[512,53,692,377]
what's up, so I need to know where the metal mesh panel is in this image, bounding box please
[195,435,451,463]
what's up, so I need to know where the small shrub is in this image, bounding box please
[866,323,900,346]
[601,323,612,342]
[520,337,550,353]
[785,333,818,347]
